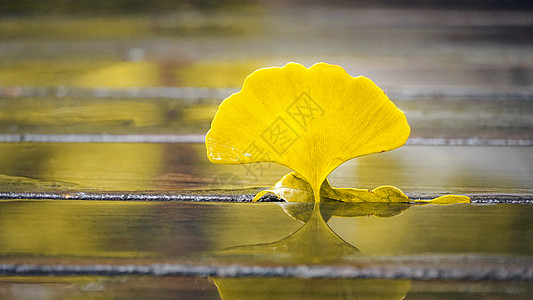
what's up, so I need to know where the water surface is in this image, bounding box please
[1,200,532,299]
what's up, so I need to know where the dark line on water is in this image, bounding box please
[0,86,239,101]
[0,134,206,143]
[0,191,255,202]
[0,134,531,146]
[1,255,532,281]
[2,86,532,101]
[0,191,531,203]
[405,138,533,146]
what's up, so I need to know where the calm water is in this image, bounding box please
[0,200,532,299]
[1,201,532,259]
[1,276,532,299]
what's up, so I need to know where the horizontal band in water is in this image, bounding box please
[0,191,532,204]
[0,134,531,146]
[1,254,532,281]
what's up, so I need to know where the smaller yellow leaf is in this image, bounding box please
[253,172,315,203]
[325,185,410,203]
[254,172,471,207]
[253,172,411,203]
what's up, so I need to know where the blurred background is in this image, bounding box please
[0,0,532,193]
[1,0,532,89]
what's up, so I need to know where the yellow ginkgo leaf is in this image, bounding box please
[206,62,410,201]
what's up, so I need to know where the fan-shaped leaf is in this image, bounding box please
[206,62,410,200]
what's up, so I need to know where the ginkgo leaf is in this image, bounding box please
[206,62,410,201]
[253,172,410,203]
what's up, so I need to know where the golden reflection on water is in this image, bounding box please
[213,201,412,299]
[1,101,163,127]
[220,204,359,264]
[211,200,412,265]
[0,58,267,88]
[0,143,163,190]
[0,200,531,299]
[0,200,156,258]
[210,199,533,299]
[211,201,533,259]
[214,278,411,300]
[175,60,268,88]
[43,143,163,190]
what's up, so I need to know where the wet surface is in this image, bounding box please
[0,276,220,300]
[1,2,532,298]
[0,201,532,262]
[0,200,532,300]
[1,276,531,300]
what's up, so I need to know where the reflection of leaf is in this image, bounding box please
[220,206,359,264]
[206,62,410,201]
[254,172,470,208]
[212,197,412,299]
[213,277,411,300]
[279,201,411,223]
